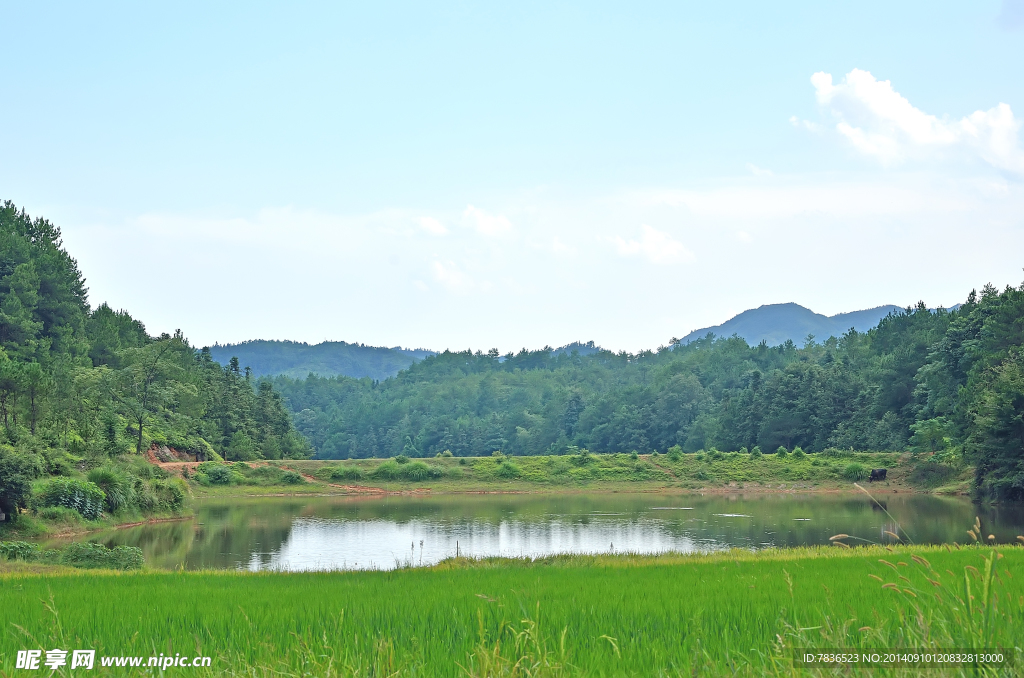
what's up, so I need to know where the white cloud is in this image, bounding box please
[463,204,513,236]
[789,116,822,133]
[613,224,694,265]
[417,216,448,236]
[746,163,773,176]
[809,69,1024,173]
[431,260,473,292]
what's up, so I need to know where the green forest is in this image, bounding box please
[274,288,1024,500]
[1,199,1022,514]
[0,202,308,523]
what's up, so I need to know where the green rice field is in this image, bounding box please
[2,545,1022,676]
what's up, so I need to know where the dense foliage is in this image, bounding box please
[0,201,308,522]
[0,540,144,570]
[275,288,1023,500]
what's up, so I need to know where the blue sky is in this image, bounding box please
[2,1,1023,351]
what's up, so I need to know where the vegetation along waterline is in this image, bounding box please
[166,449,969,499]
[2,545,1023,676]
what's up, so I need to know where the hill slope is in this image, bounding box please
[679,303,903,346]
[208,340,434,380]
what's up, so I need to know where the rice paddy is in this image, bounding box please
[3,545,1022,676]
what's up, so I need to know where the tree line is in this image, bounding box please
[273,287,1023,500]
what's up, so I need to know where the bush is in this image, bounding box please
[87,467,137,514]
[909,462,956,486]
[821,447,852,458]
[738,447,748,455]
[775,446,788,458]
[35,478,106,520]
[495,462,522,479]
[152,479,188,512]
[0,540,42,560]
[195,463,236,485]
[667,445,683,462]
[395,455,410,465]
[842,462,867,481]
[37,505,83,524]
[370,460,442,481]
[370,460,402,480]
[436,450,454,458]
[791,446,806,459]
[630,451,639,461]
[750,446,762,459]
[402,461,435,481]
[328,465,365,481]
[280,471,304,485]
[59,541,144,570]
[0,446,40,522]
[707,449,724,461]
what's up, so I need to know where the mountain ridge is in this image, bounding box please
[678,303,905,347]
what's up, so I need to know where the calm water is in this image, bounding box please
[52,493,1024,571]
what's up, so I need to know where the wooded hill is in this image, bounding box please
[0,202,308,521]
[274,290,1024,501]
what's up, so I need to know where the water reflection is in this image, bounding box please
[47,493,1024,572]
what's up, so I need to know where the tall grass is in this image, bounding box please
[2,545,1021,676]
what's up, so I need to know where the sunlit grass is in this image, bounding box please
[3,544,1021,676]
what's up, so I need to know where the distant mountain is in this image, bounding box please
[207,340,435,380]
[678,303,904,347]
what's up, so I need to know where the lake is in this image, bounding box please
[53,492,1024,571]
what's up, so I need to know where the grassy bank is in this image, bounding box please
[188,450,972,497]
[2,545,1021,676]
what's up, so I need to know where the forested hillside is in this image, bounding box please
[275,290,1024,500]
[208,340,434,380]
[0,201,308,522]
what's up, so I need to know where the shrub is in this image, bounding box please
[436,450,454,458]
[842,462,867,481]
[495,462,522,479]
[0,446,40,522]
[395,455,410,465]
[775,446,788,458]
[59,541,144,570]
[738,447,748,455]
[35,478,105,520]
[707,449,724,461]
[402,461,437,481]
[37,506,83,524]
[630,451,639,461]
[152,479,188,512]
[791,446,806,459]
[909,462,956,486]
[280,471,304,485]
[821,447,852,459]
[750,446,762,459]
[195,463,236,485]
[370,460,441,481]
[0,541,41,560]
[370,460,402,480]
[87,467,137,514]
[329,465,364,481]
[667,445,683,462]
